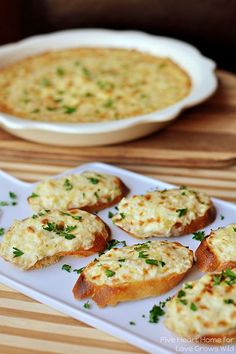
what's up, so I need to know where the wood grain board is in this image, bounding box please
[0,70,235,168]
[0,69,236,354]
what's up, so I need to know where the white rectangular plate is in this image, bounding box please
[0,162,235,354]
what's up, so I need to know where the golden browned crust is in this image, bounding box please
[198,328,236,346]
[196,235,236,272]
[171,203,216,237]
[73,268,191,307]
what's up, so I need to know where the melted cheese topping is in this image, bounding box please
[0,48,191,123]
[112,188,212,238]
[29,171,123,212]
[84,241,193,286]
[207,224,236,262]
[0,209,108,270]
[165,270,236,338]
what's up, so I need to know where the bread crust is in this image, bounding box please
[73,270,190,307]
[198,329,236,346]
[171,203,216,237]
[196,236,236,272]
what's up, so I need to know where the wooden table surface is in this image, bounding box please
[0,70,236,354]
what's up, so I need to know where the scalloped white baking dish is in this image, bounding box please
[0,29,217,146]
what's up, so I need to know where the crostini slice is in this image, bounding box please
[196,224,236,272]
[112,187,216,238]
[165,268,236,344]
[28,171,129,212]
[73,240,194,307]
[0,209,110,270]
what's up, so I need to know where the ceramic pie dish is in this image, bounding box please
[0,29,217,146]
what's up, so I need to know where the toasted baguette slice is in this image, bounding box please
[112,187,216,238]
[73,240,193,307]
[165,268,236,344]
[195,224,236,272]
[28,171,129,213]
[0,209,110,270]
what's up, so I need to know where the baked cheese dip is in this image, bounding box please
[0,48,191,123]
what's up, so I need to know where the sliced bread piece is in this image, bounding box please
[0,209,110,270]
[112,187,216,238]
[195,224,236,272]
[165,268,236,344]
[28,171,129,212]
[73,240,193,307]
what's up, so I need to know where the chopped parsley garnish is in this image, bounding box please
[94,191,99,198]
[56,67,65,76]
[64,106,77,114]
[47,107,57,111]
[62,264,71,272]
[220,214,225,220]
[0,201,9,206]
[31,108,40,113]
[72,215,82,221]
[43,222,76,240]
[63,178,73,191]
[129,321,136,325]
[65,225,77,232]
[41,78,50,86]
[82,67,91,78]
[87,177,100,184]
[120,213,126,219]
[105,269,116,277]
[190,303,197,311]
[0,228,4,236]
[9,192,17,199]
[134,242,151,251]
[83,301,91,309]
[149,304,165,323]
[233,227,236,232]
[213,274,222,286]
[192,231,205,241]
[30,193,39,198]
[60,211,82,221]
[176,208,188,217]
[145,259,165,266]
[224,268,236,285]
[184,283,193,289]
[224,299,234,304]
[118,258,126,262]
[179,299,188,305]
[177,290,186,298]
[108,211,114,218]
[103,98,114,108]
[106,239,127,250]
[213,269,236,287]
[13,247,24,258]
[73,267,84,274]
[138,251,148,258]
